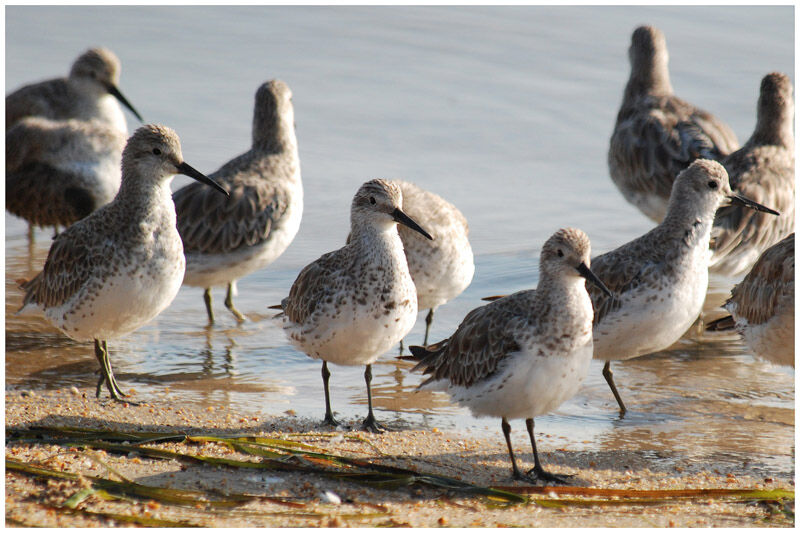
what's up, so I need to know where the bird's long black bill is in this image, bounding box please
[728,194,780,216]
[107,84,144,123]
[392,208,433,240]
[176,162,228,196]
[577,262,612,298]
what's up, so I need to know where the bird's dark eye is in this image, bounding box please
[708,180,718,189]
[369,196,376,205]
[557,249,564,257]
[152,148,162,156]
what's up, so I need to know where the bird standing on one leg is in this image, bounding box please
[393,181,474,347]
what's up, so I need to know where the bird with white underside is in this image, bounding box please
[277,179,432,432]
[409,228,611,484]
[18,124,227,401]
[174,80,302,324]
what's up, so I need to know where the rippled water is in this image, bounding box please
[5,6,794,478]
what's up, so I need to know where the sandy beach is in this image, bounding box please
[5,386,794,528]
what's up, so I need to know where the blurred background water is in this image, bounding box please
[5,6,794,478]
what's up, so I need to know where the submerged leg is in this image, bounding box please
[361,364,385,433]
[93,339,126,401]
[423,308,434,346]
[225,281,246,322]
[602,361,627,416]
[525,418,571,484]
[321,361,339,427]
[203,288,215,324]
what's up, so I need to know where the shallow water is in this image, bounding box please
[5,6,794,479]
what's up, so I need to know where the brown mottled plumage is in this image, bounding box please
[174,80,302,323]
[608,26,739,223]
[6,47,141,130]
[711,234,794,367]
[6,116,126,228]
[279,179,430,432]
[409,228,607,484]
[394,181,474,345]
[710,73,795,277]
[6,47,141,236]
[588,159,778,414]
[19,124,226,401]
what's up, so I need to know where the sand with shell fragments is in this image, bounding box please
[5,386,794,528]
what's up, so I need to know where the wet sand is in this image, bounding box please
[5,386,794,527]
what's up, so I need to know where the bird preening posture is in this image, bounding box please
[6,47,143,237]
[18,125,227,401]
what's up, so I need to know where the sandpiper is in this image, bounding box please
[409,228,611,484]
[710,73,795,277]
[395,181,474,346]
[589,159,779,415]
[6,47,142,237]
[174,80,302,324]
[707,233,794,367]
[348,180,474,346]
[18,125,227,400]
[6,47,142,131]
[277,179,432,432]
[608,25,739,223]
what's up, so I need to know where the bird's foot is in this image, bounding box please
[321,413,341,428]
[525,466,573,485]
[360,414,386,433]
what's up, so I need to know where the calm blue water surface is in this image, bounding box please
[5,6,794,477]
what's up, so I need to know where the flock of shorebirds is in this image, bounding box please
[7,25,794,484]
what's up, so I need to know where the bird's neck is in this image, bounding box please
[625,56,673,99]
[749,104,794,148]
[252,114,297,156]
[350,221,404,257]
[659,200,716,251]
[115,175,174,221]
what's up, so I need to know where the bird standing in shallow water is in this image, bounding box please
[409,228,611,484]
[6,47,143,237]
[174,80,302,324]
[710,72,795,277]
[608,25,739,223]
[394,181,474,347]
[18,125,227,401]
[278,179,432,432]
[707,233,794,367]
[588,159,779,415]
